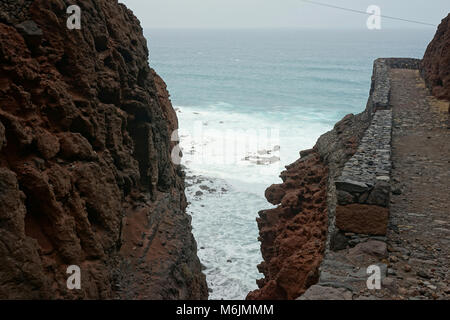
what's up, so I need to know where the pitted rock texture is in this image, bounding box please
[247,152,329,300]
[422,13,450,101]
[0,0,207,299]
[249,58,402,300]
[248,99,373,300]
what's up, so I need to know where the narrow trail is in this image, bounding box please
[387,68,450,299]
[300,67,449,301]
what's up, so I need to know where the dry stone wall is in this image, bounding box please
[335,109,392,236]
[301,58,422,300]
[333,58,420,243]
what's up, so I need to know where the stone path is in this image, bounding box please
[386,68,450,300]
[301,66,449,301]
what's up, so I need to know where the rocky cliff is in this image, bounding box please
[0,0,207,299]
[248,20,448,298]
[246,56,411,299]
[247,93,374,300]
[422,13,450,101]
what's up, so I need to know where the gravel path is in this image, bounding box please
[387,68,450,300]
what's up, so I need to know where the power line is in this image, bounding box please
[299,0,437,27]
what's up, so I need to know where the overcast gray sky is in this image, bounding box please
[119,0,448,29]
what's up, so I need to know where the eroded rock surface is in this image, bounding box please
[247,55,410,300]
[0,0,207,299]
[247,153,329,300]
[422,13,450,101]
[249,13,450,300]
[247,106,372,300]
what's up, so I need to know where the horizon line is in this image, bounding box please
[142,26,436,31]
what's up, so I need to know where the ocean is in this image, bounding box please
[145,28,434,299]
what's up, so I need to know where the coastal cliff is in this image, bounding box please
[0,0,207,299]
[422,13,450,101]
[247,58,429,300]
[249,14,450,300]
[247,80,373,299]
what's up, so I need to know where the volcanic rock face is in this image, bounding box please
[0,0,207,299]
[247,109,372,300]
[247,153,328,300]
[422,13,450,101]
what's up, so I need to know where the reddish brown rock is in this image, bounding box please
[249,19,450,300]
[249,95,373,300]
[422,14,450,101]
[0,0,207,299]
[152,69,179,135]
[35,129,60,160]
[58,132,97,161]
[247,152,329,300]
[0,121,4,151]
[336,204,389,235]
[265,183,286,205]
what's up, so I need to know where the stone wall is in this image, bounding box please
[300,58,421,300]
[249,57,423,300]
[331,58,420,247]
[335,110,392,236]
[369,59,391,112]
